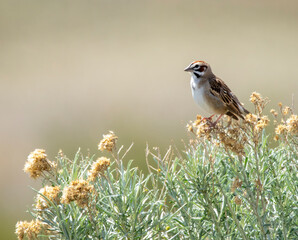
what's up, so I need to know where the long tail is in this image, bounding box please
[243,107,250,115]
[226,107,250,120]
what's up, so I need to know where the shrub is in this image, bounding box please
[16,93,297,240]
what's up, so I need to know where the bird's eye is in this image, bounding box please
[194,65,200,69]
[198,66,206,72]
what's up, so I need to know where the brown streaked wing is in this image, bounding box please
[209,77,244,118]
[226,111,239,120]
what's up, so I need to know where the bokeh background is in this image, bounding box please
[1,0,297,238]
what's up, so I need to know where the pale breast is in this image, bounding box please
[190,77,215,115]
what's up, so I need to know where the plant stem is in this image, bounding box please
[215,175,249,240]
[204,193,224,240]
[238,155,267,239]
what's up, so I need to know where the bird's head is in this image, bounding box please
[184,60,211,78]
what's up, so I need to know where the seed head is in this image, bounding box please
[245,113,259,124]
[249,92,269,114]
[274,135,279,141]
[234,196,242,205]
[15,220,42,240]
[270,109,278,117]
[24,149,55,179]
[282,106,291,116]
[88,157,110,181]
[254,116,270,133]
[255,179,263,191]
[275,124,287,135]
[186,123,194,133]
[218,132,245,155]
[231,177,242,193]
[286,114,298,134]
[250,92,262,104]
[194,114,203,126]
[98,131,118,152]
[196,122,212,140]
[36,186,60,210]
[61,180,94,208]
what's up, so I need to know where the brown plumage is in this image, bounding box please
[184,60,250,123]
[208,76,249,120]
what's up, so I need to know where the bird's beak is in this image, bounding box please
[184,66,193,72]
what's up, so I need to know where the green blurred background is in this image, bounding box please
[1,0,297,238]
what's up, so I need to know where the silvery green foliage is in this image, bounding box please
[32,135,297,240]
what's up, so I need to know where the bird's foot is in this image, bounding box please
[202,114,223,129]
[202,115,214,123]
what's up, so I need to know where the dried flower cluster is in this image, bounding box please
[275,118,298,137]
[196,122,212,140]
[36,186,60,210]
[282,106,291,116]
[217,124,247,155]
[245,113,259,124]
[245,113,270,144]
[187,115,248,155]
[269,103,297,140]
[61,180,94,208]
[234,196,242,206]
[187,92,275,155]
[270,109,278,117]
[286,114,298,134]
[231,177,243,193]
[249,92,262,105]
[275,124,288,135]
[24,149,55,179]
[231,178,243,206]
[246,93,270,141]
[15,220,42,240]
[187,115,212,140]
[88,157,110,181]
[254,116,270,133]
[250,92,269,114]
[98,131,118,152]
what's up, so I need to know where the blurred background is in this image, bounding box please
[1,0,297,238]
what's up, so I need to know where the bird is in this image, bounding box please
[184,60,249,126]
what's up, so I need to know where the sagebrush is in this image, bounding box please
[17,93,297,240]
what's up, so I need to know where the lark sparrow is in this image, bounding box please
[184,60,249,125]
